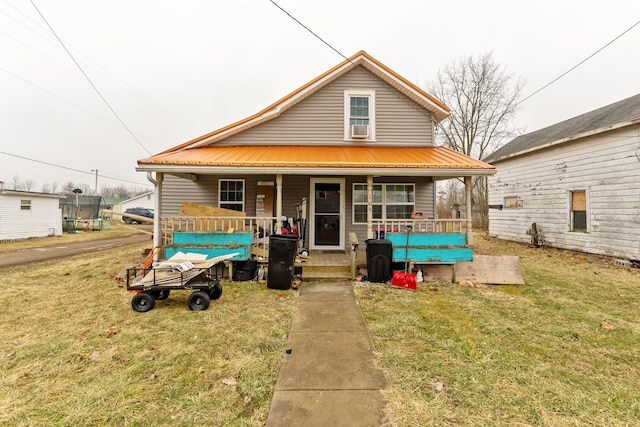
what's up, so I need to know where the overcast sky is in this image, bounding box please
[2,0,639,192]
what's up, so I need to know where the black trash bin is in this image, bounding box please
[267,234,299,289]
[365,239,392,283]
[233,259,258,281]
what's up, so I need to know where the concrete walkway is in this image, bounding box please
[266,281,387,426]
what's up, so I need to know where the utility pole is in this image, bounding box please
[91,169,98,194]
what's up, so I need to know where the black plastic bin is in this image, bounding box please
[365,239,392,283]
[267,234,299,289]
[233,259,258,281]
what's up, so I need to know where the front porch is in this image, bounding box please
[157,216,469,281]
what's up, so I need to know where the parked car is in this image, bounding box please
[122,207,154,224]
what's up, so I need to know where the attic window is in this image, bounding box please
[344,90,376,140]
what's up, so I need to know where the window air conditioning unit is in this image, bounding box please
[351,125,369,138]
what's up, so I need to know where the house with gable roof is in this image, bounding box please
[137,51,495,264]
[485,93,640,262]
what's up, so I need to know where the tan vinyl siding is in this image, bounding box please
[217,67,434,147]
[162,174,276,216]
[162,173,435,249]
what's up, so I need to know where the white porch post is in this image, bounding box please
[275,174,283,234]
[464,176,473,245]
[151,172,163,254]
[367,175,374,239]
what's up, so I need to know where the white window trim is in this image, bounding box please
[503,196,521,209]
[352,183,382,224]
[344,89,376,141]
[218,179,245,212]
[568,189,588,233]
[352,183,415,224]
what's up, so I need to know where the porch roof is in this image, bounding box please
[136,145,495,177]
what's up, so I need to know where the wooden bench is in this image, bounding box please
[386,232,472,281]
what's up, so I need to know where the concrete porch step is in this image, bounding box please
[299,269,354,280]
[297,263,353,280]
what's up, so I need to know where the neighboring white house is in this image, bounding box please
[114,192,155,214]
[0,186,64,240]
[485,93,640,261]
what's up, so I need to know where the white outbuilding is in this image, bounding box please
[0,186,64,241]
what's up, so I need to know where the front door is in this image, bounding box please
[310,178,344,250]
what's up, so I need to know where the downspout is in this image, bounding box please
[147,171,163,255]
[464,176,473,245]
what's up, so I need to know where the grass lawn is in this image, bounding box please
[356,233,640,426]
[0,241,297,426]
[2,231,638,426]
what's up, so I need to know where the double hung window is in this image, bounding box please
[353,184,415,223]
[344,90,376,140]
[219,179,244,212]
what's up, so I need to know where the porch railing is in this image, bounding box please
[373,219,468,235]
[158,216,468,248]
[160,216,276,247]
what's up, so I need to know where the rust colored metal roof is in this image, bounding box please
[138,145,494,172]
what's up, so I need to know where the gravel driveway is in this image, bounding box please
[0,234,151,268]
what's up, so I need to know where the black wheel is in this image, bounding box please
[131,292,155,312]
[209,283,222,300]
[150,289,170,300]
[188,291,210,311]
[123,217,133,224]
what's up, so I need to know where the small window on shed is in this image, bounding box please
[20,199,31,211]
[570,190,587,232]
[504,196,520,208]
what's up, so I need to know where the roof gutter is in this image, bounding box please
[136,165,495,177]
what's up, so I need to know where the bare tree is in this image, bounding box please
[11,175,35,191]
[41,181,58,194]
[428,51,524,160]
[427,52,524,228]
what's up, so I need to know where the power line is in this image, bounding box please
[0,65,166,147]
[29,0,152,155]
[267,0,435,122]
[268,0,348,62]
[518,19,640,107]
[0,150,151,187]
[1,2,196,137]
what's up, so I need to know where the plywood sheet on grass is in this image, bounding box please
[455,255,525,285]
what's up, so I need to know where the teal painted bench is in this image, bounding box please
[386,232,472,281]
[165,231,252,261]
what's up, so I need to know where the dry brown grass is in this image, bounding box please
[4,230,639,426]
[0,241,297,426]
[356,233,640,426]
